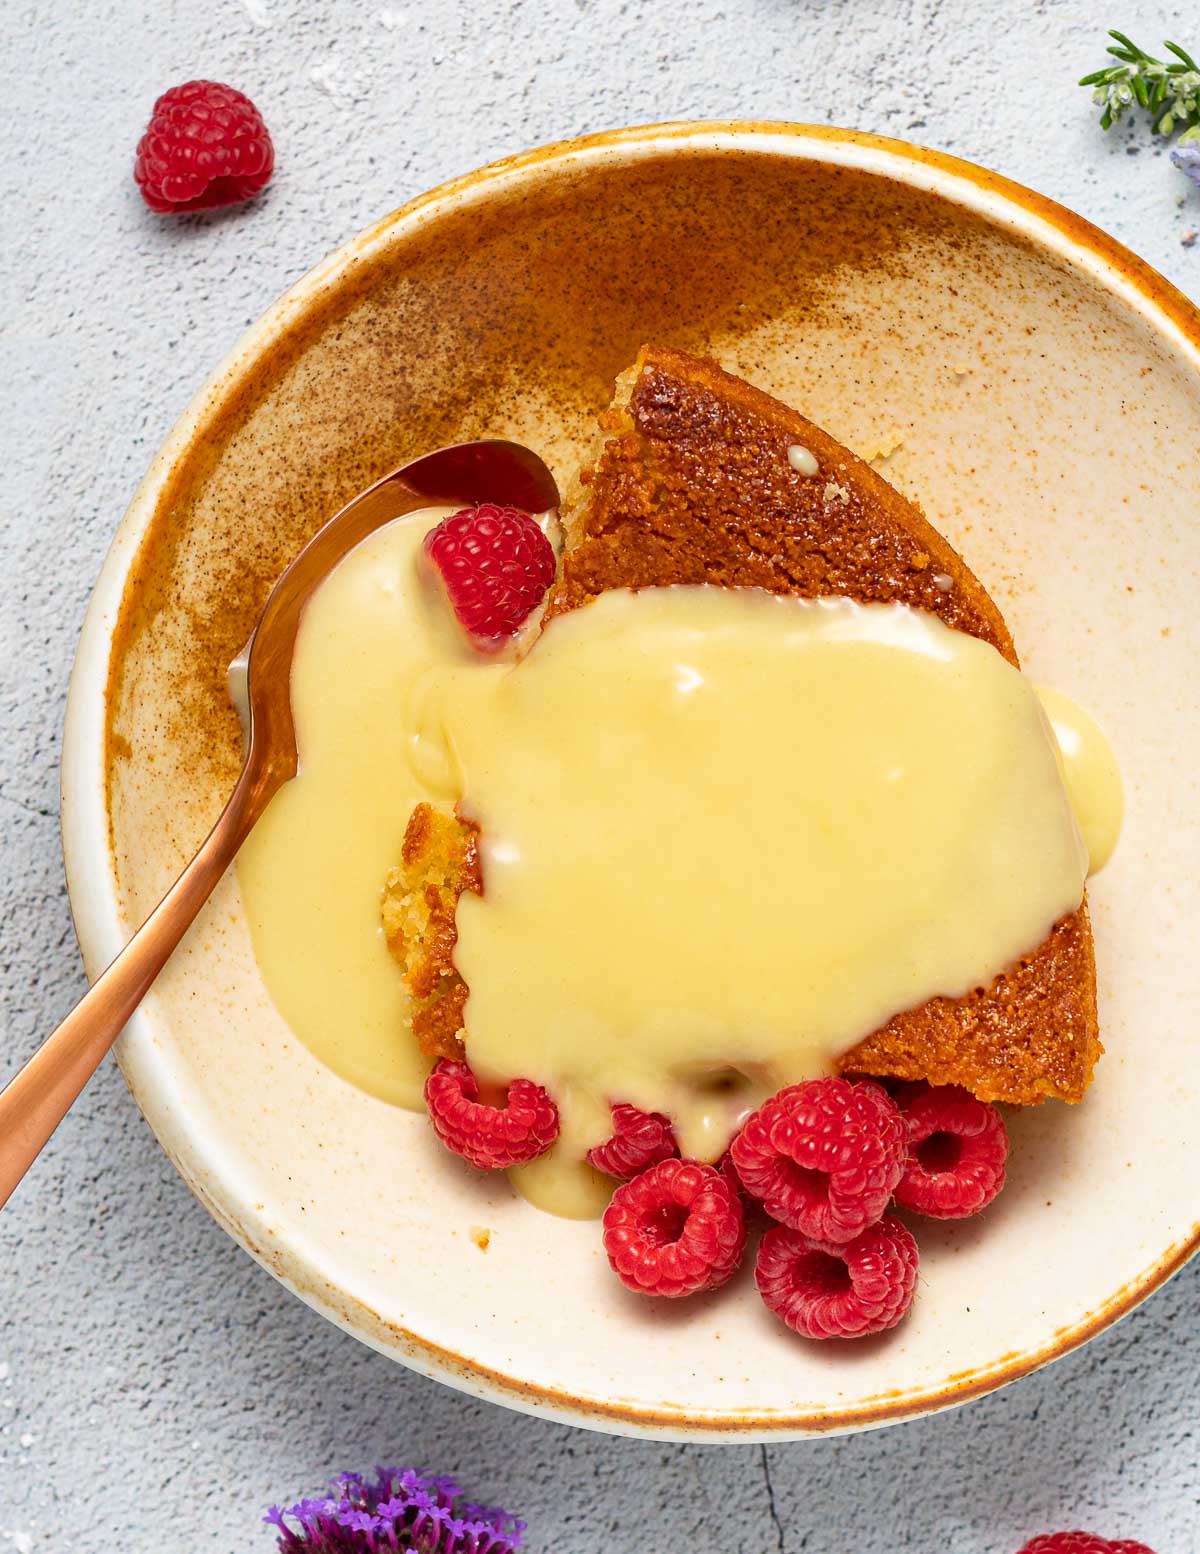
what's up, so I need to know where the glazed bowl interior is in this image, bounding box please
[64,124,1200,1439]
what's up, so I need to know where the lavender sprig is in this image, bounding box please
[265,1466,525,1554]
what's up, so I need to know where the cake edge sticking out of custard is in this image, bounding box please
[381,801,480,1064]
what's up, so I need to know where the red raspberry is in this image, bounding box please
[587,1103,678,1179]
[135,81,274,214]
[602,1158,745,1297]
[730,1077,906,1243]
[755,1216,918,1339]
[1015,1537,1157,1554]
[424,505,555,649]
[714,1147,745,1198]
[713,1147,771,1226]
[893,1081,1008,1218]
[424,1059,558,1170]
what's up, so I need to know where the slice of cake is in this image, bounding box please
[382,345,1100,1105]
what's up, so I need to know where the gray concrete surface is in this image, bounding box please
[1,0,1197,1549]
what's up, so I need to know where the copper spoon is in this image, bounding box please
[0,440,560,1209]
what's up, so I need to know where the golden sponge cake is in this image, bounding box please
[383,345,1100,1105]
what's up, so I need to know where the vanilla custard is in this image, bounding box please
[237,509,460,1106]
[428,588,1090,1187]
[239,511,1120,1218]
[1035,686,1125,874]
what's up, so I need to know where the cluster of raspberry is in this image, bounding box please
[425,1062,1008,1341]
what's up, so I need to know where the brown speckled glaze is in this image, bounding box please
[67,124,1200,1439]
[107,152,974,835]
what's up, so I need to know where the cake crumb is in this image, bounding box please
[950,361,972,377]
[858,427,905,463]
[1181,227,1198,249]
[470,1225,492,1252]
[823,481,850,504]
[909,551,930,571]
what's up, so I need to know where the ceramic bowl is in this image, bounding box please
[62,122,1200,1439]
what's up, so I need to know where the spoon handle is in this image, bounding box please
[0,755,279,1210]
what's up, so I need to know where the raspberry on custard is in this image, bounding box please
[424,504,555,649]
[755,1216,918,1339]
[602,1158,746,1298]
[424,1059,558,1170]
[893,1081,1008,1219]
[135,80,274,213]
[588,1103,679,1179]
[1015,1536,1157,1554]
[730,1077,906,1242]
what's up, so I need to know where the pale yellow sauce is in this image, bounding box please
[1035,686,1124,873]
[238,513,1120,1220]
[432,589,1089,1205]
[237,509,459,1106]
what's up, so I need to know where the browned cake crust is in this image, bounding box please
[381,802,480,1063]
[386,345,1100,1105]
[548,352,1014,654]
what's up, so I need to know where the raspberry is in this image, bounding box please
[730,1077,906,1242]
[424,505,555,648]
[893,1081,1008,1218]
[587,1103,678,1179]
[424,1059,558,1170]
[714,1147,745,1198]
[1015,1536,1157,1554]
[755,1216,918,1339]
[602,1158,746,1297]
[135,81,274,213]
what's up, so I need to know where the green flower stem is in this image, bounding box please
[1080,30,1200,139]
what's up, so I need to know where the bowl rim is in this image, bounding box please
[61,119,1200,1441]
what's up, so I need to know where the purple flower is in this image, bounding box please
[266,1466,524,1554]
[1172,129,1200,187]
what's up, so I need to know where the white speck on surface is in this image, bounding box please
[4,1533,33,1554]
[0,1366,8,1383]
[786,443,819,477]
[378,6,405,27]
[1182,227,1198,249]
[309,55,340,96]
[239,0,273,25]
[308,53,367,103]
[17,1435,32,1449]
[933,572,954,592]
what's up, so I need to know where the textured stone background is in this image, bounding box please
[1,0,1197,1550]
